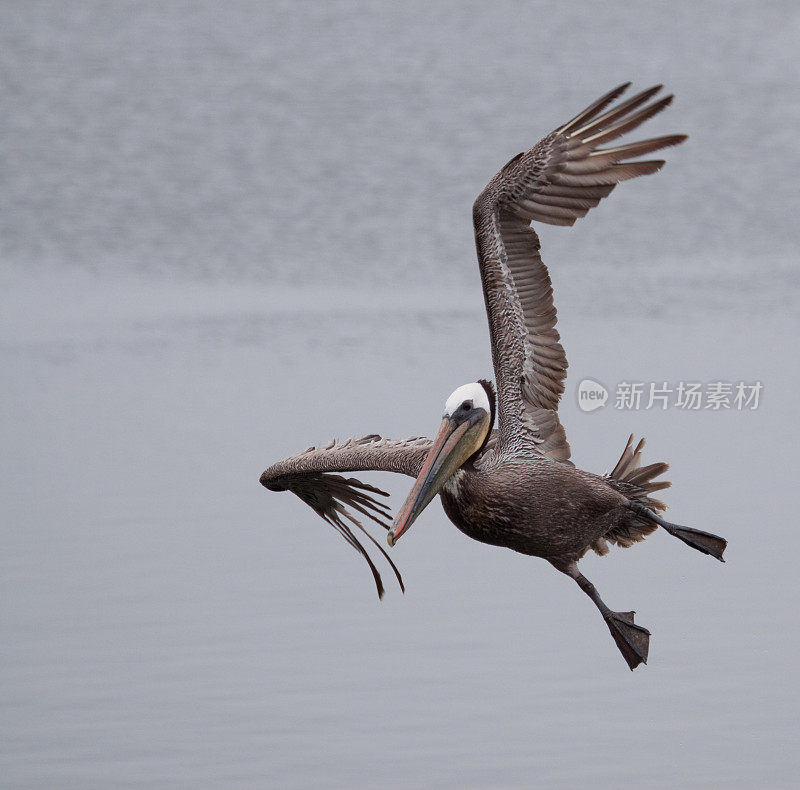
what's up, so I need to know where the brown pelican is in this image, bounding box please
[260,84,727,669]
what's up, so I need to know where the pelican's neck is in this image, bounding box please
[443,466,467,497]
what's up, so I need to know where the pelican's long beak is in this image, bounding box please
[387,412,487,546]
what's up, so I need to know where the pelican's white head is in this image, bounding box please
[444,381,492,418]
[387,380,495,546]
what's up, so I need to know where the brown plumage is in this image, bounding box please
[260,84,727,669]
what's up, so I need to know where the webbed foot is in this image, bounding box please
[663,525,727,562]
[605,610,650,670]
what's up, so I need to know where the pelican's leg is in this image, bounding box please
[628,502,727,562]
[555,561,650,670]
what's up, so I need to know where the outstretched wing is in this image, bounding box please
[473,83,686,458]
[260,434,433,598]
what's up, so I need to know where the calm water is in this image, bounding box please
[2,2,799,788]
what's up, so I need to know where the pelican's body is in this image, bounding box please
[261,84,727,669]
[441,455,626,561]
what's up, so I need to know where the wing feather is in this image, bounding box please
[260,434,433,597]
[473,84,686,455]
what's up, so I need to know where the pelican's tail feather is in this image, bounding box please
[596,434,671,552]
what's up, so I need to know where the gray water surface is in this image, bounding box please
[2,2,799,788]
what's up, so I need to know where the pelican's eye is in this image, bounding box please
[460,400,472,412]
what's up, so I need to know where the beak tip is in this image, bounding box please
[386,532,395,547]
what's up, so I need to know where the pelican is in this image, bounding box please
[260,84,727,669]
